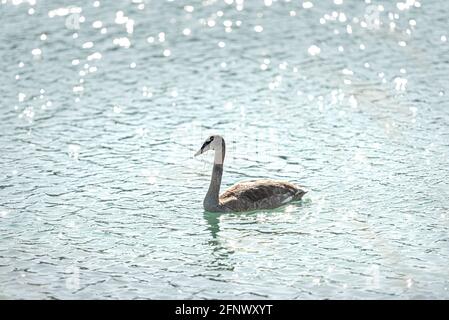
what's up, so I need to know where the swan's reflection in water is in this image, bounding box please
[202,200,311,274]
[203,211,221,245]
[203,211,235,273]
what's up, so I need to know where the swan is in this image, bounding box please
[194,135,307,212]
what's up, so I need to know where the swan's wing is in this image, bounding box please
[220,179,305,211]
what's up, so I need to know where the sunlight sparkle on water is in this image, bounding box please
[0,210,9,218]
[308,45,321,56]
[113,37,131,48]
[303,2,313,9]
[68,144,81,161]
[31,48,41,56]
[82,42,94,49]
[92,21,103,28]
[87,52,102,61]
[254,25,263,33]
[113,105,122,114]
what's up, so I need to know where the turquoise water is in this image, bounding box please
[0,0,448,299]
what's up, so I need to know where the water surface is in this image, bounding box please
[0,0,448,299]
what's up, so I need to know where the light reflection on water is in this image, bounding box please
[0,0,448,299]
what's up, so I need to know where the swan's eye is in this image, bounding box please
[209,136,214,142]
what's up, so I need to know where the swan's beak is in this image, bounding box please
[194,148,203,157]
[195,140,211,156]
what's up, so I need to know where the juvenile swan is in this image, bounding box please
[195,135,307,212]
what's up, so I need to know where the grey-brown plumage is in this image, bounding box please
[220,179,306,212]
[195,135,307,213]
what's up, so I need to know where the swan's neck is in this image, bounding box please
[204,141,226,211]
[204,163,223,208]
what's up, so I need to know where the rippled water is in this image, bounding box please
[1,0,449,299]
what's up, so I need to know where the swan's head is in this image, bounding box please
[194,135,225,158]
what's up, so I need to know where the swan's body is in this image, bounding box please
[195,135,306,212]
